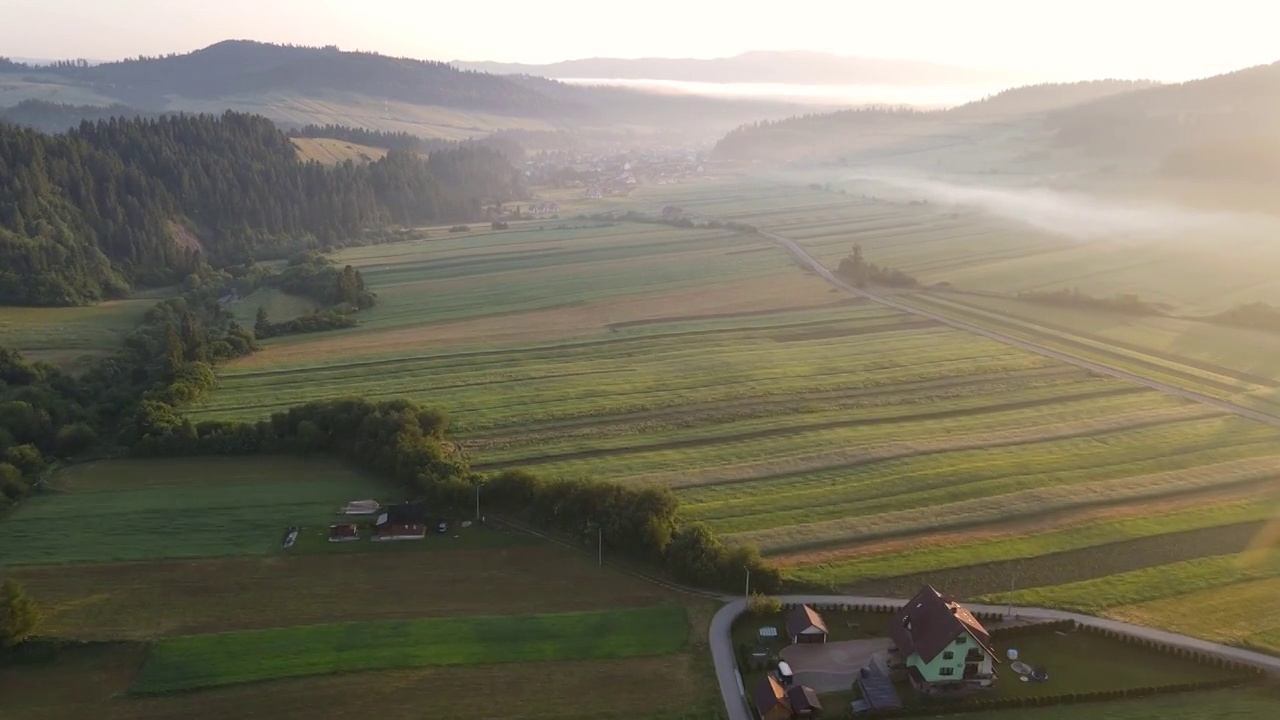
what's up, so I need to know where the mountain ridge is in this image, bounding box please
[452,50,1018,85]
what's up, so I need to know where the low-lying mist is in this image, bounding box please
[847,172,1275,241]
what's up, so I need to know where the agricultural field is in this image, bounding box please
[0,296,160,371]
[289,136,388,164]
[135,604,688,693]
[0,457,399,566]
[1,455,718,720]
[172,180,1280,668]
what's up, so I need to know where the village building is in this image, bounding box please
[751,675,823,720]
[888,585,998,693]
[786,604,829,644]
[373,503,427,541]
[328,523,360,542]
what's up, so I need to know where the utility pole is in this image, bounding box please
[744,565,751,602]
[597,526,603,567]
[1007,563,1016,618]
[474,482,481,522]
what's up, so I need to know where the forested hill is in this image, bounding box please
[0,111,521,306]
[710,80,1156,162]
[0,42,805,138]
[9,41,577,119]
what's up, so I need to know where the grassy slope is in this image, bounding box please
[0,457,395,565]
[134,604,689,693]
[0,297,158,371]
[289,137,388,165]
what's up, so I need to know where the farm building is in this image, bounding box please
[786,604,829,644]
[786,686,822,716]
[341,499,381,515]
[751,675,791,720]
[751,675,823,720]
[373,503,427,541]
[888,585,998,693]
[525,202,560,216]
[328,523,360,542]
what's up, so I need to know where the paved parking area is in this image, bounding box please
[779,638,892,692]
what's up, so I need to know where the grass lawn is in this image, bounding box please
[0,457,397,565]
[133,603,689,693]
[986,630,1233,700]
[961,687,1280,720]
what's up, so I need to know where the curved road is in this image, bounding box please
[745,222,1280,429]
[711,595,1280,720]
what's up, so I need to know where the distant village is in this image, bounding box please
[521,148,709,199]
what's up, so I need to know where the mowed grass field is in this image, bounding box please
[0,295,161,371]
[178,187,1280,662]
[1,455,717,720]
[134,604,688,693]
[0,457,396,565]
[289,136,388,164]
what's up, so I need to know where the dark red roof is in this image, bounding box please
[329,524,358,537]
[889,585,995,664]
[786,604,829,638]
[786,685,822,714]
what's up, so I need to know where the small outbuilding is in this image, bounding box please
[786,604,829,644]
[751,676,792,720]
[328,523,360,542]
[786,685,823,716]
[341,499,381,515]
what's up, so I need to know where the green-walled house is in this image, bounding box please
[888,585,998,693]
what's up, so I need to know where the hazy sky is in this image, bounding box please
[3,0,1277,82]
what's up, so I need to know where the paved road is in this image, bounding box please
[712,594,1280,720]
[746,223,1280,430]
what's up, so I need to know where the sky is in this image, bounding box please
[3,0,1278,82]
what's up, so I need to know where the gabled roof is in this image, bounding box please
[786,604,829,637]
[751,675,788,716]
[786,685,822,713]
[376,503,426,526]
[889,585,996,664]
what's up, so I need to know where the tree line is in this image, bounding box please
[0,251,378,507]
[0,111,521,306]
[128,398,782,594]
[836,244,919,288]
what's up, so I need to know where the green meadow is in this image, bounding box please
[0,457,391,566]
[133,604,689,694]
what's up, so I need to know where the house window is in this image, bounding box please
[939,667,955,676]
[955,636,966,644]
[942,651,954,660]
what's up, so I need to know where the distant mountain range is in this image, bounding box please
[0,41,813,140]
[712,62,1280,186]
[453,51,1018,86]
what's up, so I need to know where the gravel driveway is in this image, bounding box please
[780,638,892,692]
